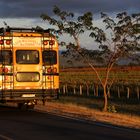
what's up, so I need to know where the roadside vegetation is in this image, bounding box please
[55,95,140,115]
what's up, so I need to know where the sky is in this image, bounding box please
[0,0,139,49]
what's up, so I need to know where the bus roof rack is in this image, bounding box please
[0,27,51,34]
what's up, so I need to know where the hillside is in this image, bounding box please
[59,51,140,68]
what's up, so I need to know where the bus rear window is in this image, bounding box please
[16,72,40,82]
[43,50,57,65]
[0,50,12,65]
[16,50,39,64]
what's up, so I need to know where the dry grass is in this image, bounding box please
[35,100,140,130]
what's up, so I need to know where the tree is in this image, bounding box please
[41,7,140,111]
[41,6,93,49]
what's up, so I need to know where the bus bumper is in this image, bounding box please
[0,89,59,102]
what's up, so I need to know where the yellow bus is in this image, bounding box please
[0,27,59,108]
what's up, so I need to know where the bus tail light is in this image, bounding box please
[0,39,12,45]
[53,67,57,73]
[6,40,11,45]
[49,40,55,45]
[43,40,55,46]
[0,40,4,45]
[0,67,9,73]
[47,67,57,74]
[3,67,9,73]
[47,67,52,73]
[43,40,48,45]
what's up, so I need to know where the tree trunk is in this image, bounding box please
[103,86,108,112]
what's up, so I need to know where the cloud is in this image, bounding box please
[0,0,139,18]
[0,0,139,50]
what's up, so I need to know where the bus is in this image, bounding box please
[0,27,59,108]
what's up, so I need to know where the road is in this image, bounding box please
[0,104,140,140]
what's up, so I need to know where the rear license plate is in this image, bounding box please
[22,94,35,98]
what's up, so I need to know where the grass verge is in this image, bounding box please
[35,95,140,130]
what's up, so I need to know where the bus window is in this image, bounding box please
[43,50,57,65]
[0,50,12,65]
[16,72,40,82]
[16,50,39,64]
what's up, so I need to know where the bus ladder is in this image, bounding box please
[1,32,14,99]
[42,34,55,97]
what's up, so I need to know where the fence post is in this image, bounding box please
[58,88,61,94]
[127,87,130,99]
[65,84,68,94]
[80,85,83,95]
[136,86,139,100]
[94,84,99,97]
[86,83,89,96]
[107,85,111,98]
[73,85,76,95]
[117,86,121,98]
[63,85,66,94]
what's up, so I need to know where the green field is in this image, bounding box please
[59,66,140,99]
[60,66,140,84]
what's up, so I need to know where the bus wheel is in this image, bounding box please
[17,103,26,110]
[17,102,34,110]
[27,104,35,110]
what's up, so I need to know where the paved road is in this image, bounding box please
[0,104,140,140]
